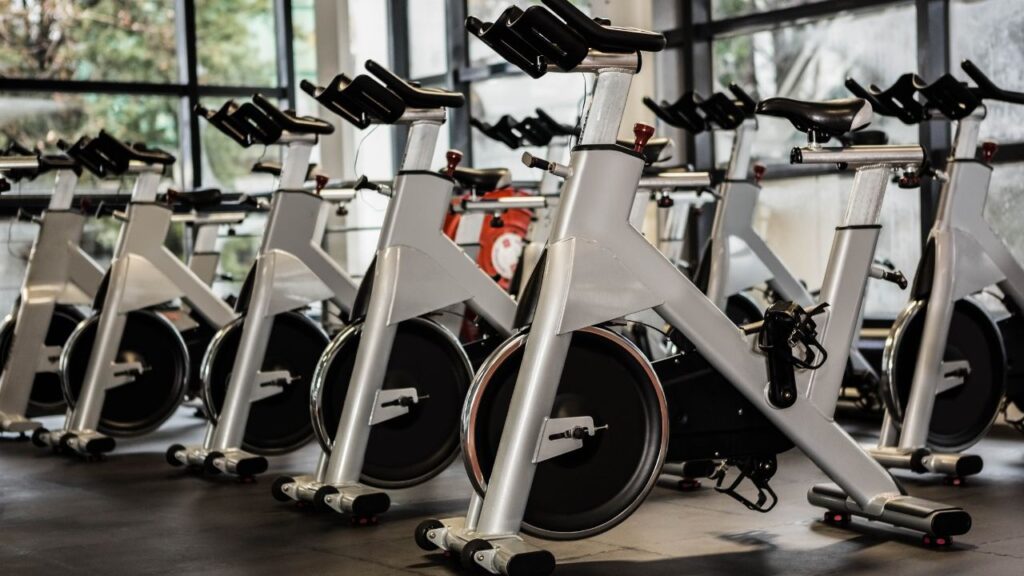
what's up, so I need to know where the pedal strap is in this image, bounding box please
[712,457,779,513]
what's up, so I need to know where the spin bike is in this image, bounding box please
[0,146,98,433]
[270,60,525,518]
[34,132,239,456]
[416,3,968,574]
[646,87,900,405]
[168,95,358,477]
[846,61,1024,479]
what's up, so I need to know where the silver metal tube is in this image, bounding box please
[637,172,711,190]
[555,50,640,74]
[461,197,548,212]
[580,71,633,146]
[401,121,442,171]
[49,169,79,210]
[727,119,757,180]
[796,145,924,166]
[0,157,39,171]
[952,107,985,160]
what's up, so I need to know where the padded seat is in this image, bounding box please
[451,167,511,192]
[168,188,223,208]
[756,97,872,140]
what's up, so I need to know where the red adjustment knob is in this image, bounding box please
[445,149,464,177]
[982,140,999,164]
[165,188,179,206]
[314,173,329,194]
[753,163,766,185]
[633,123,655,153]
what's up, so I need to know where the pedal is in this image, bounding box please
[712,456,778,512]
[758,301,828,409]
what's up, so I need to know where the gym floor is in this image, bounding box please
[3,410,1024,575]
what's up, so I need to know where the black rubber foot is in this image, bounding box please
[506,550,556,576]
[166,444,186,467]
[30,428,48,448]
[676,477,702,492]
[922,534,953,549]
[84,436,115,455]
[415,520,444,551]
[955,454,984,478]
[351,492,391,518]
[271,476,294,502]
[235,457,268,478]
[823,511,852,528]
[15,432,28,442]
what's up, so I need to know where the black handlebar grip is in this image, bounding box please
[962,59,1024,106]
[729,84,758,117]
[300,79,319,97]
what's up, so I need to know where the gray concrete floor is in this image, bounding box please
[2,408,1024,575]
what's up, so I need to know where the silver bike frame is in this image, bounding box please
[873,106,1024,471]
[43,162,238,451]
[279,108,519,512]
[175,132,361,473]
[703,119,876,381]
[0,167,102,432]
[426,52,961,573]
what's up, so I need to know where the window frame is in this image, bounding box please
[0,0,299,190]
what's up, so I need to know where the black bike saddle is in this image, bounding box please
[756,97,872,141]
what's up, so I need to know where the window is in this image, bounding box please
[0,1,178,83]
[950,0,1024,143]
[408,0,449,79]
[470,75,586,180]
[713,3,918,163]
[985,162,1024,264]
[712,0,818,20]
[196,0,279,86]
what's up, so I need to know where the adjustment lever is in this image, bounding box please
[354,175,391,197]
[869,263,908,290]
[521,151,571,178]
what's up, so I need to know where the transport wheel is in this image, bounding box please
[414,519,444,551]
[882,298,1005,452]
[463,326,668,541]
[0,305,85,417]
[61,310,189,437]
[311,317,472,489]
[202,311,328,455]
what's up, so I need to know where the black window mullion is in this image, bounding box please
[447,0,471,163]
[684,0,715,171]
[389,0,412,171]
[916,0,950,246]
[177,0,202,188]
[274,0,297,108]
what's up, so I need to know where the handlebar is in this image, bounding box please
[643,94,706,133]
[466,1,664,79]
[252,93,335,135]
[962,59,1024,106]
[471,116,523,149]
[542,0,666,53]
[364,60,465,109]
